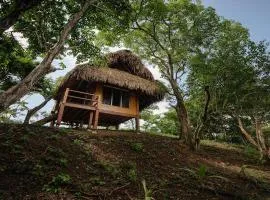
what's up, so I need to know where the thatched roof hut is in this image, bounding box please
[55,50,165,110]
[53,50,166,130]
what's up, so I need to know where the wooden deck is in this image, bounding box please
[53,87,140,132]
[54,88,99,129]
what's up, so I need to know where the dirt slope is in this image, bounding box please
[0,124,269,200]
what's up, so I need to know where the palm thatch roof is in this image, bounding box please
[106,50,154,81]
[55,50,166,109]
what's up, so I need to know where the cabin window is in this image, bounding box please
[102,86,130,108]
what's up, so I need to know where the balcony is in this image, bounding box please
[61,88,99,110]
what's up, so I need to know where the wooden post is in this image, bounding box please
[135,116,140,133]
[50,120,55,128]
[56,88,69,127]
[63,88,69,103]
[79,121,83,128]
[56,104,64,126]
[135,95,140,133]
[93,109,99,129]
[88,111,93,129]
[50,113,55,127]
[50,100,59,127]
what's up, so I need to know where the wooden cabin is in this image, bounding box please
[52,50,165,132]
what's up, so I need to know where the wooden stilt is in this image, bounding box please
[116,124,119,130]
[50,119,55,128]
[135,116,140,133]
[135,95,140,133]
[93,109,99,129]
[88,111,93,129]
[56,88,69,127]
[80,122,83,128]
[56,104,65,126]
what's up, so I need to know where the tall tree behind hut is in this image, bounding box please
[97,0,220,149]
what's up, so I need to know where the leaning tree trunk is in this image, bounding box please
[24,97,52,124]
[32,113,57,126]
[237,117,258,148]
[0,0,92,113]
[169,79,194,149]
[237,117,270,161]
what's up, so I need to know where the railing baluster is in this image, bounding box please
[64,89,99,108]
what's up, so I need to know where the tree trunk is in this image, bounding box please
[32,113,57,126]
[237,117,258,148]
[237,117,270,161]
[194,86,211,150]
[0,0,44,34]
[24,97,52,124]
[169,79,193,148]
[174,106,182,139]
[255,118,269,160]
[0,0,93,113]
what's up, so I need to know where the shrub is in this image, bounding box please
[131,143,144,152]
[127,168,137,182]
[43,173,71,193]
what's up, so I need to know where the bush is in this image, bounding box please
[43,173,71,193]
[244,145,260,160]
[131,143,144,152]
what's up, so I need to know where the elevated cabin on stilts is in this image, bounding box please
[51,50,165,132]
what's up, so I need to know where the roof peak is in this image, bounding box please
[106,50,154,81]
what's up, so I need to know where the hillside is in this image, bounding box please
[0,124,269,200]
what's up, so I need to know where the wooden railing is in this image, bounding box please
[63,88,99,108]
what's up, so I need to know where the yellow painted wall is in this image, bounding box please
[95,84,138,116]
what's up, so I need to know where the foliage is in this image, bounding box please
[0,34,35,91]
[97,0,223,147]
[130,142,144,152]
[43,172,71,193]
[244,145,261,161]
[100,161,120,178]
[188,18,270,157]
[127,168,137,182]
[0,100,28,123]
[0,0,132,114]
[11,0,131,62]
[141,106,179,136]
[122,161,137,182]
[197,165,207,180]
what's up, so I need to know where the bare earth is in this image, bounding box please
[0,124,269,199]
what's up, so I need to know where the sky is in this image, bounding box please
[21,0,270,122]
[202,0,270,42]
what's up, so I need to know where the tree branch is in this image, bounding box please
[24,97,52,124]
[32,113,57,126]
[237,117,258,148]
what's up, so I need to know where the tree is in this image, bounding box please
[155,109,180,136]
[0,0,44,34]
[0,0,131,113]
[0,100,28,123]
[188,19,270,160]
[98,0,220,149]
[140,106,180,136]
